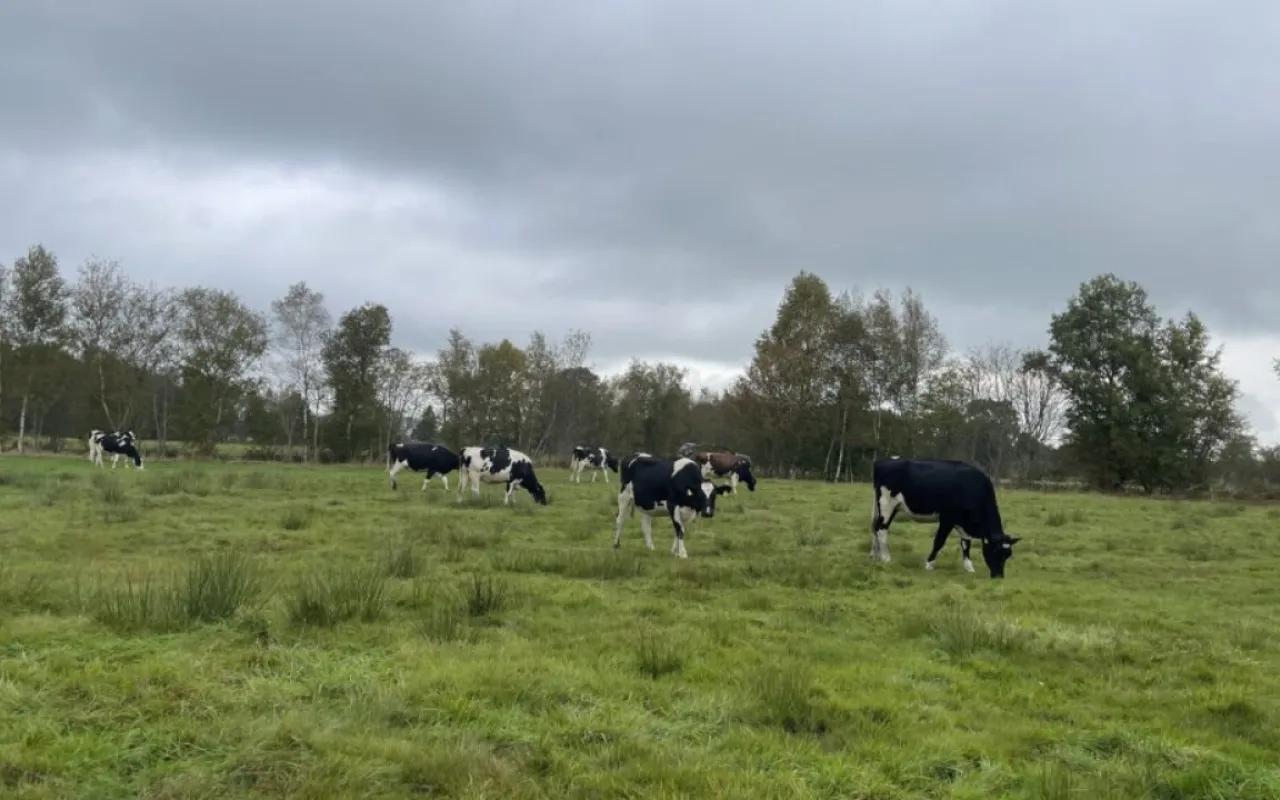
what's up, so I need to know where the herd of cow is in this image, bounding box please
[84,428,1023,579]
[385,441,1023,578]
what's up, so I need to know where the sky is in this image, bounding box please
[2,1,1279,442]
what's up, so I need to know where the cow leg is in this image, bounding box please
[389,459,405,490]
[111,453,120,469]
[871,488,898,563]
[613,485,636,549]
[570,460,580,483]
[640,513,655,550]
[591,466,599,483]
[925,519,958,571]
[959,535,975,573]
[438,472,449,490]
[421,471,432,491]
[505,479,520,506]
[668,512,688,559]
[455,469,468,502]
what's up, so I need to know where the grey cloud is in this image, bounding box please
[3,0,1280,373]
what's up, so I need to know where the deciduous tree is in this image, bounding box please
[175,287,270,452]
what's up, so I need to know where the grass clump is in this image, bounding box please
[465,573,511,617]
[284,562,388,627]
[743,662,836,736]
[176,548,263,624]
[928,605,1025,657]
[635,629,685,678]
[381,537,421,578]
[279,504,315,531]
[89,549,262,633]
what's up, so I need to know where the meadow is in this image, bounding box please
[1,456,1279,799]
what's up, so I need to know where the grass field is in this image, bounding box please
[1,457,1279,799]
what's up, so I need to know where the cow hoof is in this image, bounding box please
[924,561,935,571]
[963,559,975,573]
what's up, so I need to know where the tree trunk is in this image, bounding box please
[834,406,848,482]
[18,391,29,454]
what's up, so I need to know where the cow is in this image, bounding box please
[613,453,733,558]
[456,446,548,506]
[870,457,1021,578]
[387,442,461,491]
[569,446,619,483]
[88,429,143,470]
[692,449,757,494]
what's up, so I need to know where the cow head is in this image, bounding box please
[523,475,548,505]
[735,457,758,491]
[605,453,620,473]
[980,534,1021,578]
[696,481,734,517]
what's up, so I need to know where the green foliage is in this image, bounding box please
[1026,274,1245,492]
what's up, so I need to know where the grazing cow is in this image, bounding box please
[88,429,143,470]
[457,446,548,506]
[387,442,461,491]
[692,449,757,494]
[569,446,619,483]
[613,453,733,558]
[870,458,1021,578]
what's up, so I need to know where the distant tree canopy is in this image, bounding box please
[2,245,1277,495]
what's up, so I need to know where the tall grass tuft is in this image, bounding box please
[465,573,510,617]
[90,550,264,633]
[92,572,182,633]
[279,505,315,531]
[745,663,834,735]
[381,537,421,579]
[635,629,685,678]
[176,548,262,623]
[284,562,388,627]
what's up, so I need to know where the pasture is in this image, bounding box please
[1,457,1279,799]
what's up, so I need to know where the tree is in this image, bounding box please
[270,282,332,461]
[737,272,839,469]
[412,406,439,441]
[175,287,270,452]
[321,302,392,460]
[3,245,70,452]
[1026,274,1242,492]
[376,347,432,450]
[967,342,1067,478]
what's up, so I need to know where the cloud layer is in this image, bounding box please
[2,0,1278,439]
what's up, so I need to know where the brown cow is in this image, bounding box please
[692,450,757,494]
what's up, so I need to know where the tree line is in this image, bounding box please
[2,243,1278,496]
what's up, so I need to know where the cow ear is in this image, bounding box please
[1007,536,1022,545]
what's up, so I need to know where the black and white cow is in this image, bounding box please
[871,457,1021,578]
[457,446,548,506]
[613,453,733,558]
[88,429,144,470]
[387,442,461,491]
[569,446,619,484]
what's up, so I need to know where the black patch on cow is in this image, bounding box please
[388,442,461,490]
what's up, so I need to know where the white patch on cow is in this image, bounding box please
[671,522,689,558]
[389,458,407,488]
[614,481,656,550]
[963,534,976,572]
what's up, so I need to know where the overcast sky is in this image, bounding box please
[3,1,1279,441]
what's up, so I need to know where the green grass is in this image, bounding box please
[1,457,1279,798]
